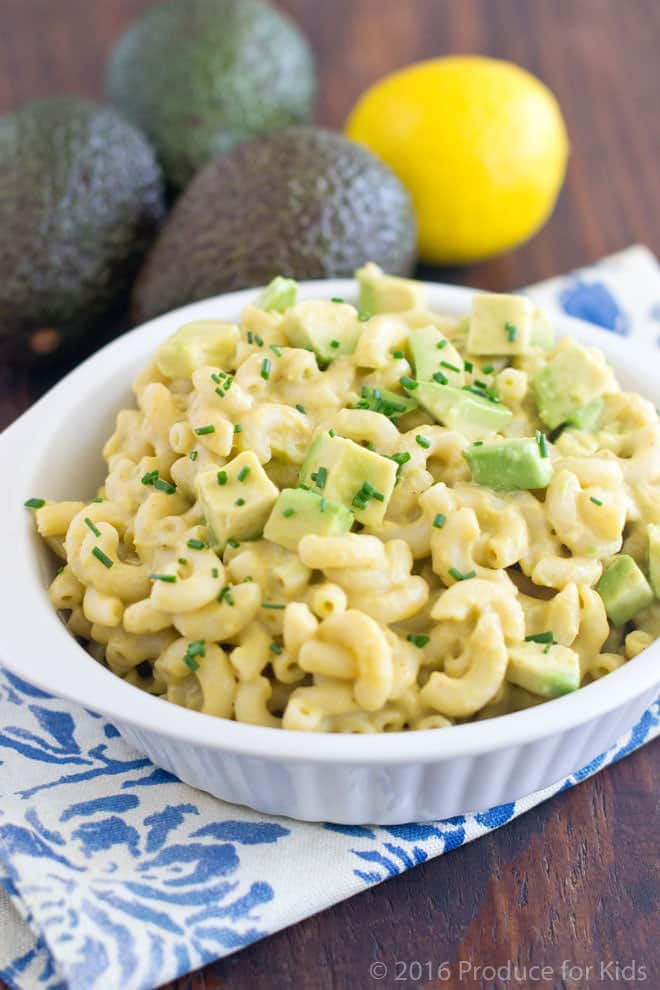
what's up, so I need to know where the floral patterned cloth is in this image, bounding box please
[1,246,659,990]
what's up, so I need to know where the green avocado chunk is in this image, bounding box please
[467,292,535,355]
[596,554,655,626]
[463,438,553,491]
[264,488,353,551]
[299,431,397,527]
[156,319,240,378]
[533,343,616,430]
[356,262,426,319]
[409,325,464,385]
[411,381,513,440]
[256,276,298,313]
[647,524,660,598]
[196,451,278,550]
[507,642,580,698]
[281,299,361,364]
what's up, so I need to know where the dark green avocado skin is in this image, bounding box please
[132,127,417,323]
[0,96,164,349]
[105,0,316,190]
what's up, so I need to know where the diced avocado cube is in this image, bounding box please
[649,524,660,598]
[566,397,604,431]
[196,451,278,550]
[299,432,397,527]
[467,292,535,355]
[264,488,354,551]
[596,554,654,626]
[533,343,616,430]
[409,325,464,385]
[464,437,553,491]
[156,320,240,379]
[255,276,298,313]
[413,382,513,440]
[281,300,361,364]
[354,386,417,420]
[531,307,555,350]
[507,643,580,698]
[356,262,426,318]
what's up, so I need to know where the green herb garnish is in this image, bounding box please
[237,466,250,483]
[260,358,271,381]
[262,602,285,610]
[449,567,476,582]
[433,513,446,529]
[149,572,176,583]
[525,631,555,644]
[407,633,430,649]
[92,547,113,569]
[195,425,215,436]
[505,321,518,342]
[24,497,45,509]
[416,434,430,449]
[84,517,101,537]
[217,471,228,486]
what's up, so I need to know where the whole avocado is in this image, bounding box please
[132,127,417,322]
[105,0,316,190]
[0,96,164,354]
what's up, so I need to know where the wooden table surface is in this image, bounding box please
[1,1,658,988]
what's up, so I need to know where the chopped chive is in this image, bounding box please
[92,496,104,503]
[473,440,484,446]
[314,466,327,489]
[400,375,418,391]
[92,547,113,569]
[154,478,176,494]
[590,496,603,506]
[149,572,176,583]
[237,466,250,483]
[189,450,199,461]
[262,602,285,610]
[525,631,555,644]
[211,372,223,383]
[24,497,45,509]
[234,423,242,433]
[331,296,344,303]
[295,403,307,415]
[217,470,228,486]
[432,370,448,385]
[407,633,430,649]
[536,430,548,458]
[254,335,264,347]
[440,360,461,373]
[505,321,518,342]
[390,451,411,464]
[84,517,101,537]
[433,513,446,529]
[283,507,296,518]
[194,425,215,436]
[449,567,476,582]
[464,360,473,373]
[391,349,405,359]
[481,363,494,374]
[56,564,65,575]
[474,379,488,389]
[352,494,368,510]
[227,538,240,549]
[183,639,205,672]
[215,387,226,398]
[187,538,205,550]
[247,331,254,344]
[260,355,271,379]
[437,339,448,350]
[330,340,341,349]
[416,434,431,449]
[235,497,245,507]
[178,557,188,566]
[270,641,283,655]
[329,428,336,437]
[270,344,283,356]
[366,441,375,450]
[218,585,235,606]
[141,470,159,486]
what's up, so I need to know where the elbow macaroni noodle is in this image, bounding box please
[32,279,660,732]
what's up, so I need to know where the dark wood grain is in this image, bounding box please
[0,2,658,988]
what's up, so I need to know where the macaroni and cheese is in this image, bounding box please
[28,265,660,732]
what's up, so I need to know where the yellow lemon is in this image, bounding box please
[346,56,569,264]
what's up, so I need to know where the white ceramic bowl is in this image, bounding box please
[1,280,658,824]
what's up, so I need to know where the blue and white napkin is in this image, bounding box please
[1,245,659,990]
